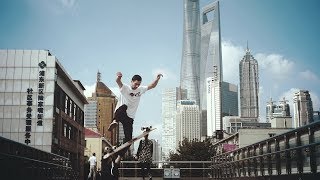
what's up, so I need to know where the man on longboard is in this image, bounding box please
[108,72,162,164]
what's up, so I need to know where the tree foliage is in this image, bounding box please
[169,138,216,161]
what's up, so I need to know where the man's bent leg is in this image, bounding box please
[108,105,127,131]
[118,116,133,156]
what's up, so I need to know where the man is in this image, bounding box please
[108,72,162,155]
[101,147,120,180]
[137,127,153,180]
[88,153,97,180]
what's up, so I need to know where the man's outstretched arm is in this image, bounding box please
[116,72,123,88]
[147,74,163,90]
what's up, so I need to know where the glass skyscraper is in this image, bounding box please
[180,0,201,105]
[200,1,222,136]
[239,47,259,118]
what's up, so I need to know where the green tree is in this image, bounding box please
[169,138,216,161]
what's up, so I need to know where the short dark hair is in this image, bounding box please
[93,153,96,156]
[132,75,142,81]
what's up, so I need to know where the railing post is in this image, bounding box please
[285,135,291,175]
[267,141,272,176]
[259,144,264,176]
[275,138,281,175]
[253,146,258,177]
[247,147,251,177]
[308,127,316,173]
[295,131,303,174]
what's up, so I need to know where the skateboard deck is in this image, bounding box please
[104,127,156,158]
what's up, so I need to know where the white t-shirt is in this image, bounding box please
[88,156,97,166]
[115,83,148,119]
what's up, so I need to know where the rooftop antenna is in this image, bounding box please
[246,40,250,53]
[97,70,101,82]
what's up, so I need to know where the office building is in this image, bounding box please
[176,100,200,146]
[266,97,292,128]
[222,81,238,116]
[223,116,269,134]
[0,49,88,178]
[161,88,179,160]
[84,97,97,128]
[151,139,161,162]
[293,90,314,128]
[84,72,118,145]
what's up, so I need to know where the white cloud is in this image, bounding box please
[299,70,320,82]
[84,83,96,98]
[221,41,243,85]
[152,67,177,81]
[310,92,320,111]
[278,88,299,103]
[256,53,295,80]
[59,0,77,8]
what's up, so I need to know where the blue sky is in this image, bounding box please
[1,0,320,150]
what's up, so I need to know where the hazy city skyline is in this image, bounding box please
[1,0,319,146]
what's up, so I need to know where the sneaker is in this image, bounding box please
[108,120,118,131]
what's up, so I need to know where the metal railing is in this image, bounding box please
[0,136,78,180]
[211,121,320,179]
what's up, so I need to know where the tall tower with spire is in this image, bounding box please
[239,45,259,118]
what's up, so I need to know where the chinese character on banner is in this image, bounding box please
[38,101,44,107]
[37,121,43,126]
[25,139,31,145]
[25,88,33,145]
[39,70,45,76]
[25,132,31,138]
[27,88,33,94]
[37,62,46,127]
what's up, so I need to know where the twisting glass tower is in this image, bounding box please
[180,0,201,105]
[239,46,259,118]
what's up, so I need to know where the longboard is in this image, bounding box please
[104,127,156,158]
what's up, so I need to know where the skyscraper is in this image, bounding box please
[161,88,179,160]
[176,100,200,145]
[239,47,259,118]
[180,0,201,105]
[221,81,238,117]
[84,97,97,128]
[293,90,314,128]
[85,72,118,145]
[200,1,222,136]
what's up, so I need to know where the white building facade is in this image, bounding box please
[176,100,200,146]
[206,77,222,136]
[161,88,178,160]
